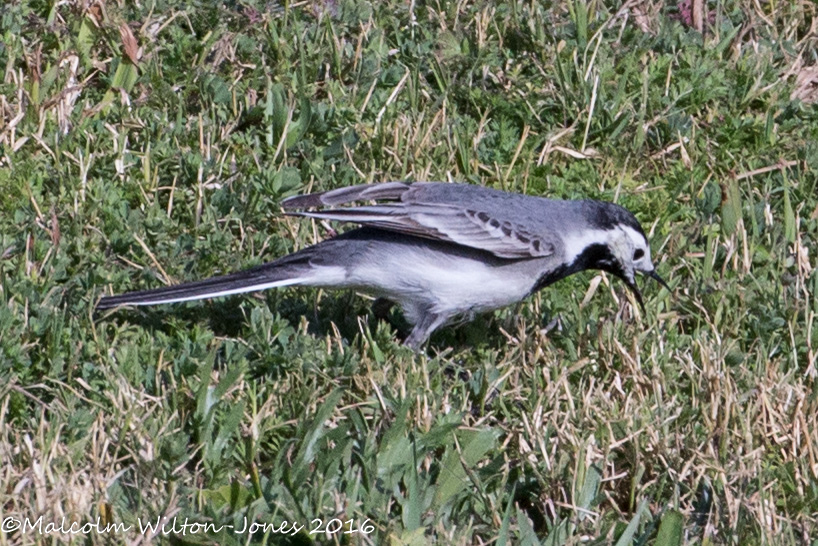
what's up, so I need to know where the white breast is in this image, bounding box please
[349,250,535,319]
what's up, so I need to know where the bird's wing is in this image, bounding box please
[281,182,557,259]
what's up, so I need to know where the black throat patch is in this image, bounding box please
[530,243,625,294]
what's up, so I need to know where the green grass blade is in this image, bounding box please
[655,510,684,546]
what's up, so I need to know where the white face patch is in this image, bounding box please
[561,229,613,264]
[620,225,653,273]
[562,225,654,284]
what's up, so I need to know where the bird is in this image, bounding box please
[96,182,669,349]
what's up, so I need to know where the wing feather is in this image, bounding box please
[283,183,557,259]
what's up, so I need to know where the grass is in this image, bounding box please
[1,0,817,544]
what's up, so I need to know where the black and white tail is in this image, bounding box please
[96,256,315,310]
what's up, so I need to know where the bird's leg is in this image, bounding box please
[403,309,449,350]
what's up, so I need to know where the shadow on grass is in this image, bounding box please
[94,289,529,360]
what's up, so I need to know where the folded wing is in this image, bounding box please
[282,182,556,259]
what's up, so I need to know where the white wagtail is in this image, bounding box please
[97,182,668,348]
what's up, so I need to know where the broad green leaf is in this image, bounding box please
[208,399,245,465]
[293,389,343,474]
[200,481,255,511]
[515,505,539,546]
[614,499,649,546]
[577,464,602,515]
[101,58,138,111]
[496,483,516,546]
[655,510,684,546]
[721,178,741,235]
[110,59,138,91]
[401,452,422,531]
[77,18,95,60]
[389,527,427,546]
[432,428,498,510]
[543,519,569,546]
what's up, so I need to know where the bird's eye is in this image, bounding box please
[633,249,644,260]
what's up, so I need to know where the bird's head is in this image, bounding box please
[604,224,669,310]
[566,202,669,310]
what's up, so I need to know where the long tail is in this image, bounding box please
[96,255,314,310]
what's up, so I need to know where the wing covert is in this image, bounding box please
[282,182,558,259]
